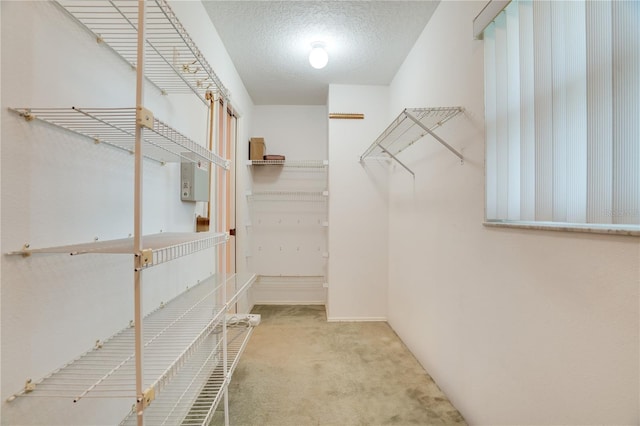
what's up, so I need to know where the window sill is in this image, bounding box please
[483,220,640,237]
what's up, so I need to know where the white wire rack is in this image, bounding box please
[55,0,229,102]
[6,232,228,268]
[6,273,257,422]
[225,272,257,308]
[360,107,464,175]
[7,276,223,402]
[119,272,257,426]
[9,107,228,168]
[247,159,329,168]
[119,325,253,426]
[246,190,329,202]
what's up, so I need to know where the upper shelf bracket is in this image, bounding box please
[379,145,415,177]
[404,110,464,163]
[360,107,464,174]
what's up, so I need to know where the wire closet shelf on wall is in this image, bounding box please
[247,159,329,168]
[6,106,230,263]
[360,107,464,176]
[6,231,228,268]
[9,107,229,167]
[5,1,251,425]
[54,0,229,103]
[6,273,257,426]
[246,190,329,202]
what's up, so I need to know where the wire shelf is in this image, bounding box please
[247,159,328,168]
[119,325,253,426]
[360,107,464,171]
[6,232,228,268]
[6,273,256,412]
[247,190,329,202]
[9,107,228,168]
[55,0,229,102]
[226,273,258,308]
[7,276,224,402]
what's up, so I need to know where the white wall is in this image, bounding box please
[387,2,639,425]
[169,0,255,311]
[326,85,389,321]
[0,1,253,423]
[250,105,327,160]
[247,105,328,304]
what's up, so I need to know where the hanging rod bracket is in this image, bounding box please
[379,146,415,177]
[404,111,463,161]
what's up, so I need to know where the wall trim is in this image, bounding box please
[253,301,326,306]
[326,316,388,322]
[250,275,327,305]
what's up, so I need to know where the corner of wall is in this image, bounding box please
[326,84,390,321]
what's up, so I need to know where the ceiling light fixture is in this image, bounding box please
[309,42,328,69]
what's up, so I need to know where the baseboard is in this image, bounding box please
[250,275,327,305]
[326,316,388,322]
[253,301,326,305]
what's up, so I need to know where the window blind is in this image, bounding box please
[483,0,639,228]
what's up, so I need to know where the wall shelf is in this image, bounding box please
[6,232,229,268]
[119,324,253,426]
[246,157,328,299]
[360,107,464,176]
[246,220,328,229]
[247,190,329,202]
[9,274,256,424]
[3,1,250,425]
[10,107,229,168]
[119,274,255,426]
[247,159,328,168]
[55,0,229,103]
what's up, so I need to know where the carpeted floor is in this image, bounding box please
[213,305,466,426]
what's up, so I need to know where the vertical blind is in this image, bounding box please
[483,0,639,226]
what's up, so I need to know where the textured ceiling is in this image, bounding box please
[201,1,440,105]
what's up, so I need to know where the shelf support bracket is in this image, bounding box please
[141,386,155,409]
[136,106,153,130]
[379,146,415,177]
[404,111,464,163]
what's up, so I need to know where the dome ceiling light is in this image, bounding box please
[309,42,328,69]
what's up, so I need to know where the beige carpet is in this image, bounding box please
[213,305,466,426]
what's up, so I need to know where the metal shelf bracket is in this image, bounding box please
[404,111,464,163]
[379,145,415,177]
[360,107,464,175]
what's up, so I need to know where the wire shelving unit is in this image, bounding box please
[55,0,229,103]
[119,324,253,426]
[360,107,464,176]
[7,276,220,402]
[6,232,228,268]
[6,273,256,426]
[247,190,329,202]
[9,107,228,168]
[4,1,252,425]
[247,159,328,168]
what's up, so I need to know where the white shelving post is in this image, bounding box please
[133,1,146,425]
